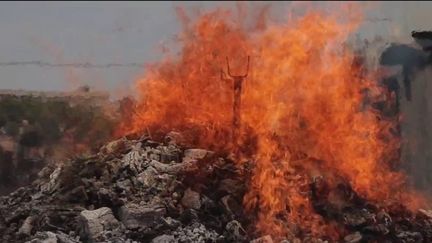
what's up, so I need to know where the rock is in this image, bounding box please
[40,167,62,193]
[172,223,222,242]
[181,188,201,210]
[164,131,186,145]
[101,138,127,155]
[137,167,158,188]
[224,220,246,242]
[122,148,146,175]
[96,187,121,207]
[396,231,423,241]
[118,203,166,230]
[182,149,214,163]
[363,224,389,235]
[179,209,199,224]
[149,160,197,175]
[26,231,80,243]
[221,195,242,216]
[55,231,81,243]
[78,207,121,241]
[344,232,362,243]
[12,134,429,242]
[419,209,432,219]
[116,179,133,193]
[376,210,392,226]
[161,217,181,229]
[158,145,182,164]
[218,178,243,195]
[18,216,34,236]
[151,234,176,243]
[250,235,274,243]
[343,209,374,227]
[26,231,58,243]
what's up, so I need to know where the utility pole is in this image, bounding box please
[221,56,250,148]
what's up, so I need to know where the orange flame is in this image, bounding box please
[117,4,424,239]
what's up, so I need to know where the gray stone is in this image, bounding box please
[344,232,362,243]
[419,208,432,219]
[137,167,158,188]
[53,231,81,243]
[151,234,176,243]
[26,231,58,243]
[181,188,201,210]
[101,138,127,155]
[149,159,197,175]
[218,178,243,195]
[172,223,222,242]
[116,179,132,192]
[118,203,166,230]
[161,217,181,229]
[40,167,62,193]
[79,207,121,241]
[18,216,34,236]
[224,220,246,242]
[182,149,214,163]
[250,235,274,243]
[25,231,80,243]
[158,145,182,164]
[122,147,146,174]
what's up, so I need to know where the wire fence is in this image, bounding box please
[0,61,145,68]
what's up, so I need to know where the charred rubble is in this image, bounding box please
[0,132,431,243]
[0,133,249,243]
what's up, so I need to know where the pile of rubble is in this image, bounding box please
[1,132,432,243]
[310,176,432,243]
[0,133,248,243]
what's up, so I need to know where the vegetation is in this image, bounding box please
[0,95,118,149]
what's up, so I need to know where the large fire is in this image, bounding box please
[117,4,425,239]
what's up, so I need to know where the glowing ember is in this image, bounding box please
[117,4,425,239]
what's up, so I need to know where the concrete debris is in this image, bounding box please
[344,231,362,243]
[250,235,274,243]
[78,207,122,242]
[0,134,246,242]
[151,234,176,243]
[118,203,166,230]
[181,188,201,210]
[2,133,432,242]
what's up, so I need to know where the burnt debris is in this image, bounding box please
[1,134,432,242]
[0,135,249,243]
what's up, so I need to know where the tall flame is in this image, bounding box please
[117,4,423,239]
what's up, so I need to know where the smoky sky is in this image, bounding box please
[0,1,431,97]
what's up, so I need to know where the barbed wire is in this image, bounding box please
[0,61,145,68]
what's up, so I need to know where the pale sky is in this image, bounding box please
[0,1,430,97]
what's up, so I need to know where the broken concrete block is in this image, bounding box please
[344,232,362,243]
[224,220,247,242]
[182,149,214,163]
[151,234,176,243]
[181,188,201,210]
[78,207,121,241]
[26,231,58,243]
[118,203,166,230]
[18,216,34,237]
